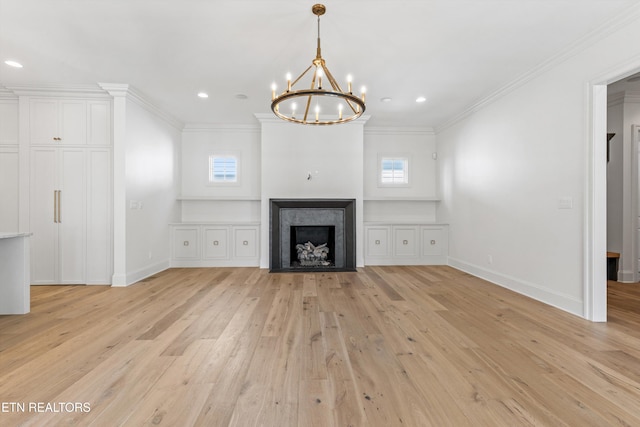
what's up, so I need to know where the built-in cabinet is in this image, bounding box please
[364,223,448,265]
[0,99,19,231]
[29,98,111,145]
[170,223,260,267]
[28,96,112,285]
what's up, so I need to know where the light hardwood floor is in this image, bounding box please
[1,266,640,426]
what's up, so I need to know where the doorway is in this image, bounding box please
[591,69,640,322]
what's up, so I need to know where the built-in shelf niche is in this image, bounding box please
[363,198,439,223]
[178,197,261,223]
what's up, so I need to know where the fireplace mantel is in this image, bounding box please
[269,199,356,272]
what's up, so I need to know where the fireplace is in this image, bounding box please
[270,199,356,272]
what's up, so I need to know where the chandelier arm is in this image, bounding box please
[303,67,320,122]
[291,65,313,89]
[321,64,342,92]
[320,64,359,115]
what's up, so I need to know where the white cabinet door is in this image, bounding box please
[30,99,90,145]
[203,227,229,259]
[234,227,258,258]
[87,101,111,145]
[0,148,19,231]
[58,149,86,283]
[30,99,59,145]
[29,98,111,145]
[174,228,199,259]
[31,148,88,284]
[394,226,418,258]
[59,101,87,145]
[31,148,58,284]
[365,226,391,258]
[422,227,445,256]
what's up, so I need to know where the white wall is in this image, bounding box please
[0,99,19,231]
[124,99,182,283]
[258,115,366,268]
[180,125,261,222]
[363,128,438,222]
[438,10,640,318]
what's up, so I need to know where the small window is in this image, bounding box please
[209,155,237,183]
[380,157,409,185]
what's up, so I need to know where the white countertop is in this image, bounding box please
[0,232,33,239]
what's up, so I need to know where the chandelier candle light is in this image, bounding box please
[270,4,366,125]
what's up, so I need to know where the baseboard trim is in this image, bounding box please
[448,257,584,318]
[111,261,170,287]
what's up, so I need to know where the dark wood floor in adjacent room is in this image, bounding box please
[1,266,640,426]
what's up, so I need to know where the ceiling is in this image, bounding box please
[2,0,640,129]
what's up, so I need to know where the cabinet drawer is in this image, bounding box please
[173,228,199,259]
[203,227,229,259]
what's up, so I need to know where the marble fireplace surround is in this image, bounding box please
[269,199,356,272]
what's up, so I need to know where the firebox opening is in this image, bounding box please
[290,226,336,268]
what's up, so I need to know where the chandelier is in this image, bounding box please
[270,4,366,125]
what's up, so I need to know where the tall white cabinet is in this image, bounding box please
[0,99,19,231]
[27,96,112,285]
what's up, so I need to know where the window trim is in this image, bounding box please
[378,154,411,187]
[207,152,241,186]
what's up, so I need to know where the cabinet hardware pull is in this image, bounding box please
[375,240,380,245]
[403,240,409,245]
[53,190,58,223]
[58,190,61,223]
[430,240,436,245]
[243,240,249,245]
[213,241,219,246]
[183,241,189,246]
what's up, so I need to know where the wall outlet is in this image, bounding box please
[558,196,573,209]
[487,254,493,264]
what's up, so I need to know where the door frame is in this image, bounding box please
[588,65,640,322]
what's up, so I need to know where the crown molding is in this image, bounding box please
[609,90,640,107]
[0,86,17,100]
[435,2,640,134]
[183,123,260,133]
[608,91,626,107]
[623,90,640,103]
[98,82,129,97]
[3,83,109,98]
[364,126,435,136]
[98,82,184,131]
[254,113,371,125]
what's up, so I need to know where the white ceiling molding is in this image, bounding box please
[364,127,435,136]
[99,83,184,131]
[4,83,109,98]
[182,123,260,133]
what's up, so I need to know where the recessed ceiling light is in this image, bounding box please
[197,92,209,98]
[235,94,248,100]
[416,96,426,103]
[4,60,23,68]
[380,97,392,103]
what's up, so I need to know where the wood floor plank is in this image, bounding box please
[1,267,640,426]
